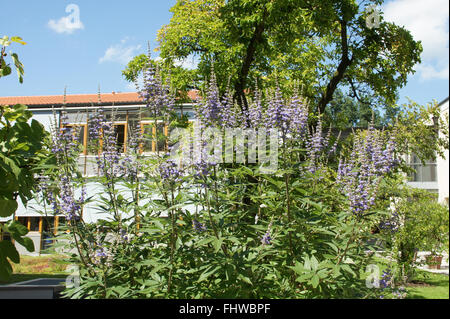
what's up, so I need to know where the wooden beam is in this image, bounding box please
[152,126,156,152]
[38,217,43,233]
[124,111,129,153]
[54,216,59,235]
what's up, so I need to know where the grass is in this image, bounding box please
[363,255,449,299]
[0,254,69,285]
[405,270,449,299]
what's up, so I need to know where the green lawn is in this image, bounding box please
[405,270,449,299]
[0,254,69,285]
[362,256,449,299]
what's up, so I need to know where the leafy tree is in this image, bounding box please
[324,89,385,129]
[393,99,449,166]
[122,52,200,102]
[0,36,46,280]
[154,0,422,116]
[377,183,449,283]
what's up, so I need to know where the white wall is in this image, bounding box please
[437,99,449,204]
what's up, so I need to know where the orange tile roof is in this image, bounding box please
[0,92,142,106]
[187,89,201,101]
[0,90,201,107]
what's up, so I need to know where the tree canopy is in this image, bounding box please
[151,0,422,115]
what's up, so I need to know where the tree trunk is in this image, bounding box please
[317,19,353,114]
[234,10,267,123]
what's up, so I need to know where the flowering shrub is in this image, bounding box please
[39,57,398,299]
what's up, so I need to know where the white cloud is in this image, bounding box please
[48,4,84,34]
[383,0,449,80]
[416,64,449,80]
[99,38,142,65]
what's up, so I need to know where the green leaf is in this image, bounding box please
[341,264,356,277]
[238,274,253,285]
[14,236,34,252]
[198,266,220,282]
[196,236,215,247]
[6,220,28,236]
[310,256,319,271]
[10,53,24,83]
[175,237,182,250]
[0,65,12,77]
[0,240,20,263]
[310,274,320,288]
[212,237,223,253]
[0,257,13,281]
[0,199,18,217]
[5,221,34,252]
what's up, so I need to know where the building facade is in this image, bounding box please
[0,92,197,254]
[405,97,449,204]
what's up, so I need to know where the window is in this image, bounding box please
[85,122,128,154]
[113,124,127,153]
[15,217,40,232]
[29,217,40,232]
[17,217,28,228]
[140,122,168,153]
[408,153,437,182]
[63,124,88,155]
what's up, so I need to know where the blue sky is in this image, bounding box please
[1,0,448,106]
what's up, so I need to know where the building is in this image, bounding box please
[406,97,449,205]
[0,91,198,254]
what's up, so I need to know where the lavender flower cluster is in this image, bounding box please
[194,71,342,175]
[158,159,183,184]
[192,219,207,232]
[51,112,81,157]
[337,126,396,215]
[379,269,407,299]
[117,127,142,180]
[305,116,330,174]
[89,108,140,181]
[196,74,309,136]
[261,231,272,245]
[138,52,175,118]
[48,113,87,221]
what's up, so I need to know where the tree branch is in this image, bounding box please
[234,8,268,120]
[317,19,353,114]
